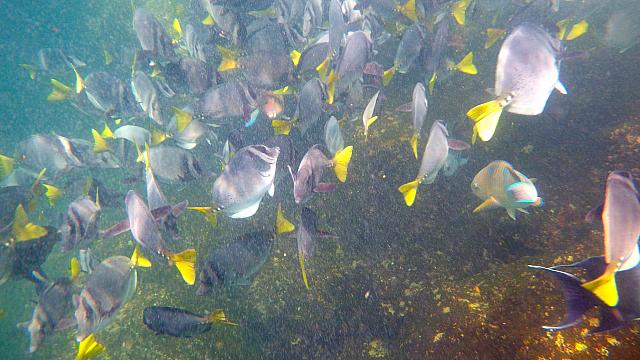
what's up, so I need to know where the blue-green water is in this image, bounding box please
[1,0,640,359]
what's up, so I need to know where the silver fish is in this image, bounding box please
[132,70,163,125]
[289,145,335,204]
[212,145,280,218]
[133,8,176,61]
[59,196,101,252]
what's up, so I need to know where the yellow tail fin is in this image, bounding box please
[75,333,105,360]
[217,45,239,72]
[455,52,477,75]
[172,18,183,38]
[316,55,331,81]
[151,128,170,145]
[202,14,215,26]
[395,0,417,22]
[70,257,80,282]
[172,107,193,133]
[271,119,294,136]
[272,85,293,95]
[466,100,503,142]
[205,309,239,326]
[383,65,396,86]
[131,245,152,268]
[451,0,470,26]
[187,206,218,227]
[170,249,197,285]
[582,270,618,307]
[567,20,589,41]
[42,184,63,206]
[332,146,353,183]
[428,71,437,95]
[71,64,84,94]
[20,63,37,80]
[398,180,420,207]
[0,154,15,178]
[485,28,506,49]
[91,129,110,153]
[290,50,301,67]
[299,248,310,290]
[326,70,337,105]
[12,204,48,241]
[410,133,419,159]
[101,123,115,139]
[276,203,295,234]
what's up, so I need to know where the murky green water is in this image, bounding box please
[1,0,640,359]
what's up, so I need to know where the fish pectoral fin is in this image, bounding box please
[472,196,500,213]
[398,180,420,207]
[268,182,275,197]
[516,208,529,214]
[205,309,238,326]
[506,208,517,220]
[383,65,396,86]
[555,81,568,95]
[333,146,353,182]
[468,100,503,142]
[75,333,105,360]
[314,182,337,193]
[169,249,197,285]
[230,201,262,219]
[585,203,603,224]
[581,270,619,307]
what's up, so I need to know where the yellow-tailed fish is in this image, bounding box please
[447,52,477,75]
[276,203,295,235]
[395,0,417,22]
[272,119,295,135]
[451,0,471,26]
[75,334,105,360]
[12,204,48,241]
[485,28,506,49]
[42,184,63,206]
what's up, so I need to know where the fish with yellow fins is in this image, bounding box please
[529,171,640,333]
[471,160,542,220]
[467,24,567,143]
[398,120,469,207]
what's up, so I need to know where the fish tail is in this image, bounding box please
[75,333,106,360]
[455,52,477,75]
[151,127,170,145]
[204,309,239,326]
[91,129,110,153]
[410,133,419,159]
[528,265,599,331]
[484,28,505,49]
[71,64,84,94]
[70,257,80,282]
[42,184,63,206]
[201,14,214,26]
[0,154,15,178]
[101,123,115,139]
[581,269,619,307]
[172,106,193,133]
[299,248,310,290]
[276,203,295,234]
[169,248,197,285]
[383,65,396,86]
[451,0,470,26]
[398,180,420,207]
[466,100,504,142]
[47,79,71,101]
[566,20,589,41]
[428,71,437,95]
[130,245,152,268]
[332,146,353,183]
[395,0,417,22]
[271,119,294,136]
[187,206,218,227]
[290,49,301,67]
[325,70,337,105]
[216,45,238,72]
[316,55,331,81]
[172,18,182,39]
[13,204,48,241]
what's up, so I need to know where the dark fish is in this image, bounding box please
[204,3,243,45]
[335,31,371,80]
[3,226,59,286]
[67,138,120,170]
[36,48,84,76]
[143,306,235,337]
[184,24,207,63]
[196,81,258,124]
[21,278,73,352]
[328,0,346,58]
[239,52,294,89]
[100,203,186,239]
[0,186,32,232]
[296,78,327,136]
[196,231,273,295]
[212,145,280,218]
[294,207,331,289]
[59,195,101,252]
[83,72,138,117]
[73,255,137,341]
[148,145,204,183]
[296,40,330,76]
[165,57,211,96]
[289,145,341,204]
[133,8,176,62]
